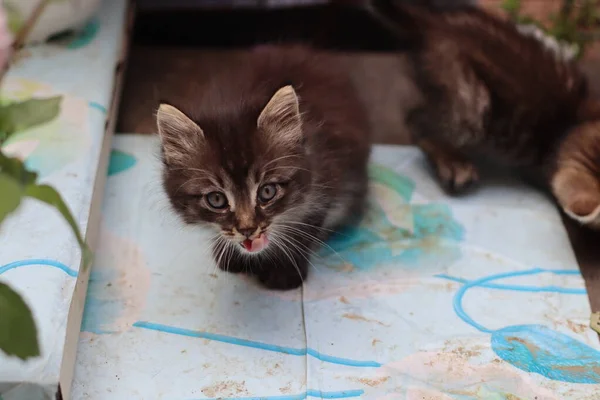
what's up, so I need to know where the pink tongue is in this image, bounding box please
[243,234,268,252]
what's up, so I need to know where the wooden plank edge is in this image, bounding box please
[56,1,136,399]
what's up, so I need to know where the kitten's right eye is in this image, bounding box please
[206,192,228,209]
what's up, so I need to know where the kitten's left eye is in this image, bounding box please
[258,184,278,203]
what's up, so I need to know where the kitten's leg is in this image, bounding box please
[256,216,327,290]
[418,138,479,194]
[212,240,247,274]
[408,47,489,194]
[255,252,309,291]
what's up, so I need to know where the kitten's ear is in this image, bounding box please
[257,85,303,146]
[156,104,205,164]
[552,168,600,227]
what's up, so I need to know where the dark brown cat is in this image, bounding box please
[156,45,371,290]
[363,0,600,227]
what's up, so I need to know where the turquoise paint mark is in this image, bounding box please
[320,164,464,270]
[89,101,107,114]
[447,268,600,384]
[437,273,587,294]
[412,204,465,241]
[201,389,364,400]
[492,324,600,384]
[68,18,100,49]
[81,270,119,334]
[368,163,414,202]
[133,321,382,368]
[107,149,137,176]
[0,259,78,277]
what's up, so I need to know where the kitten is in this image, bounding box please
[156,45,371,290]
[361,0,600,227]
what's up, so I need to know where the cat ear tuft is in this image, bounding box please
[257,85,303,146]
[156,104,205,164]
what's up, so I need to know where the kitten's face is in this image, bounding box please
[552,120,600,227]
[157,85,312,253]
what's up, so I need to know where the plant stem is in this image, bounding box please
[0,0,52,87]
[11,0,52,51]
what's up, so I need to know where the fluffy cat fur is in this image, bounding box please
[156,45,371,290]
[360,0,600,228]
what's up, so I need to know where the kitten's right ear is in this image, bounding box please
[156,104,204,164]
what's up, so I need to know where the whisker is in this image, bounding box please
[174,177,209,195]
[274,224,346,264]
[262,166,312,175]
[263,154,303,169]
[269,234,304,282]
[274,233,320,274]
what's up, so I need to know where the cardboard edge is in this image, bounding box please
[56,2,136,399]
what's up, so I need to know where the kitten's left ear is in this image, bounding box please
[257,85,303,146]
[156,104,205,164]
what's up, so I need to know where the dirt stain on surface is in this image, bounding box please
[201,380,248,397]
[506,336,540,356]
[372,339,382,346]
[342,313,390,327]
[279,382,292,394]
[336,263,355,273]
[567,320,588,334]
[339,296,350,304]
[266,362,281,376]
[357,376,389,387]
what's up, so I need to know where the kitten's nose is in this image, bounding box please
[238,227,257,238]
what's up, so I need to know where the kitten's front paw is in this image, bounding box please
[435,158,479,194]
[257,265,307,290]
[213,251,246,274]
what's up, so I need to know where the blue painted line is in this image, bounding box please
[436,273,587,295]
[133,321,381,368]
[451,268,583,334]
[200,389,365,400]
[89,101,107,114]
[201,389,364,400]
[0,259,78,277]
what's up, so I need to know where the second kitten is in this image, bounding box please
[366,0,600,227]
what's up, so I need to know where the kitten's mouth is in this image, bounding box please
[241,233,269,253]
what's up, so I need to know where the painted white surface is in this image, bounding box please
[5,0,102,44]
[0,0,127,398]
[73,135,600,399]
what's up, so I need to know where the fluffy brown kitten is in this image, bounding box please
[364,0,600,227]
[156,45,371,290]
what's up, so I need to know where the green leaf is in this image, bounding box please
[0,151,37,224]
[0,282,39,360]
[3,3,24,35]
[0,173,22,223]
[0,151,38,186]
[0,96,62,142]
[24,184,92,269]
[0,150,92,269]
